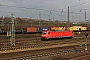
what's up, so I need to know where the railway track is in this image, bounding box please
[0,31,88,42]
[0,36,88,45]
[67,52,90,60]
[52,50,90,60]
[0,37,88,52]
[0,35,89,60]
[0,44,90,60]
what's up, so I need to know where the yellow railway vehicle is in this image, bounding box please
[50,26,87,31]
[81,27,87,31]
[69,26,87,31]
[70,26,82,31]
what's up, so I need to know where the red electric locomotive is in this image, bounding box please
[41,30,74,40]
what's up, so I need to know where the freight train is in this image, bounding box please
[0,26,89,34]
[41,30,74,41]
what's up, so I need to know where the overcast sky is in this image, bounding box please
[0,0,90,22]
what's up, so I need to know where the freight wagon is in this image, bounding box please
[37,27,49,33]
[26,27,37,33]
[41,30,74,41]
[15,27,37,33]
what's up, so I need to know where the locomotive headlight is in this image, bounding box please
[42,35,46,36]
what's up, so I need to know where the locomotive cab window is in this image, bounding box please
[42,32,46,34]
[48,32,50,34]
[72,31,73,33]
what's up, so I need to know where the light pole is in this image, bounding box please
[84,9,88,51]
[85,10,86,25]
[67,6,70,30]
[2,15,4,26]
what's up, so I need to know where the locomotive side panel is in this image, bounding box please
[41,30,74,40]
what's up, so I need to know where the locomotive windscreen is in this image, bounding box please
[42,32,46,34]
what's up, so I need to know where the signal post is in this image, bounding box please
[9,12,15,46]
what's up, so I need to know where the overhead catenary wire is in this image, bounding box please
[0,0,90,20]
[0,0,90,12]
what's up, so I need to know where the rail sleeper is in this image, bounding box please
[63,51,69,55]
[50,53,55,56]
[10,58,17,60]
[25,56,30,60]
[37,54,43,58]
[56,51,61,55]
[31,55,37,59]
[44,53,50,57]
